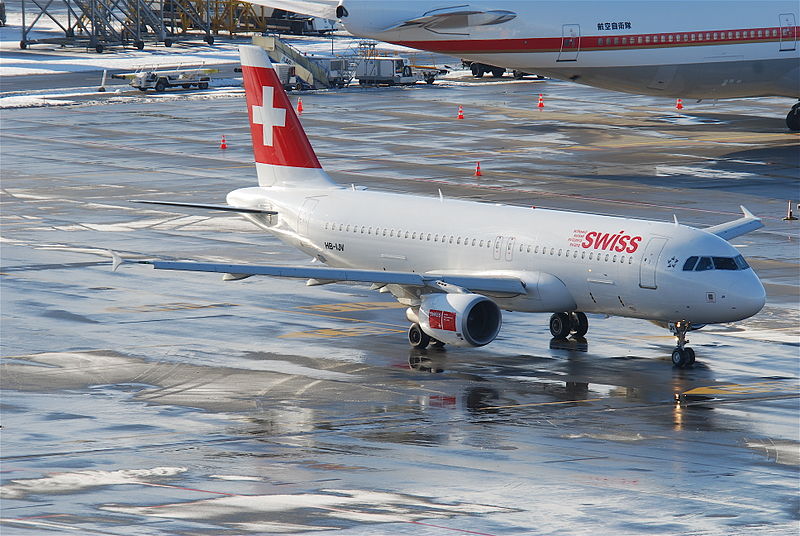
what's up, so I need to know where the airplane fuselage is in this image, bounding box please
[227,186,765,325]
[339,0,800,99]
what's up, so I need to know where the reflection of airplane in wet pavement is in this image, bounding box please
[117,45,766,369]
[247,0,800,129]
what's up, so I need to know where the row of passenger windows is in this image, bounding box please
[323,222,636,264]
[683,255,749,272]
[597,29,782,46]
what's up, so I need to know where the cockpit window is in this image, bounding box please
[683,255,750,272]
[712,257,738,270]
[734,254,749,270]
[695,257,713,271]
[682,256,698,271]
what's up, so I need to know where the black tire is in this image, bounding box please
[491,67,505,78]
[181,84,190,89]
[549,313,571,339]
[513,70,524,79]
[787,103,800,131]
[198,82,208,90]
[95,43,104,54]
[138,87,148,92]
[154,79,167,92]
[164,38,173,47]
[672,348,687,368]
[571,312,589,337]
[408,324,430,349]
[685,347,696,365]
[20,40,27,50]
[471,64,484,78]
[425,77,435,85]
[205,35,214,45]
[135,40,145,50]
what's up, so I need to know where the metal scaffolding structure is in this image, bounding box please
[18,0,276,52]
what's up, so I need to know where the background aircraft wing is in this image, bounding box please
[705,206,764,241]
[127,259,527,295]
[245,0,338,19]
[131,200,277,214]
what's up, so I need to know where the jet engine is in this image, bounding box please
[416,293,502,347]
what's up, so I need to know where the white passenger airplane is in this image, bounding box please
[244,0,800,129]
[120,45,767,368]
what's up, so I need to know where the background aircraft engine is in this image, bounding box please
[418,293,502,347]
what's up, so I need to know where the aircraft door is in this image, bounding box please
[297,198,319,236]
[639,237,668,289]
[779,13,797,51]
[558,24,581,61]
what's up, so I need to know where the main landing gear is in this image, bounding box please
[787,102,800,131]
[670,320,695,368]
[549,312,588,339]
[408,324,445,350]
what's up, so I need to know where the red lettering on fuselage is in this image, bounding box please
[579,230,643,253]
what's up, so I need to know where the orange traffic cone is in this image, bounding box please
[219,135,227,149]
[537,93,544,109]
[474,162,482,176]
[457,104,464,119]
[297,98,303,115]
[675,98,684,110]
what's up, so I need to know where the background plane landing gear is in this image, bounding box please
[786,102,800,131]
[671,320,695,368]
[550,312,588,339]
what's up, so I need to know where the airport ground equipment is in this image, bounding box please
[112,66,217,91]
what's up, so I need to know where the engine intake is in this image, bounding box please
[418,293,502,347]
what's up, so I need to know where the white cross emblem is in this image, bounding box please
[251,85,286,146]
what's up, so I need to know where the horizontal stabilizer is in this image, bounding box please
[705,206,763,241]
[131,200,277,214]
[142,260,527,295]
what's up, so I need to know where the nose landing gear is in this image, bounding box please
[670,320,695,368]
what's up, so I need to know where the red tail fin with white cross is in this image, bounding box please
[239,45,337,189]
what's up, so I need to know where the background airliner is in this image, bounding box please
[245,0,800,129]
[118,45,767,369]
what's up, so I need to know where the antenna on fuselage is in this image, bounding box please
[673,214,679,225]
[438,189,444,203]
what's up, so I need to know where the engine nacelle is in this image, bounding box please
[418,293,502,347]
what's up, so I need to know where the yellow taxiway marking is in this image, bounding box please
[683,380,798,397]
[280,325,405,339]
[297,301,407,313]
[480,398,603,410]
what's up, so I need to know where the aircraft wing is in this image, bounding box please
[705,206,764,241]
[245,0,339,19]
[122,258,527,295]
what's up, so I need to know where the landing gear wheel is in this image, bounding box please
[154,79,167,92]
[471,64,484,78]
[571,312,589,337]
[549,312,571,339]
[684,347,696,366]
[491,67,505,77]
[787,102,800,131]
[672,348,687,367]
[135,40,145,50]
[408,323,430,349]
[671,320,695,368]
[198,82,208,89]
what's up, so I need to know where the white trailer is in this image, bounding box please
[112,67,218,92]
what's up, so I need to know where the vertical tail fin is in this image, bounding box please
[239,45,338,189]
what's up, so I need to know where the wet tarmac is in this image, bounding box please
[1,72,799,535]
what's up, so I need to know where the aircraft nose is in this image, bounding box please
[731,272,766,319]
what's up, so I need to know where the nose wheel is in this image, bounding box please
[670,321,695,368]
